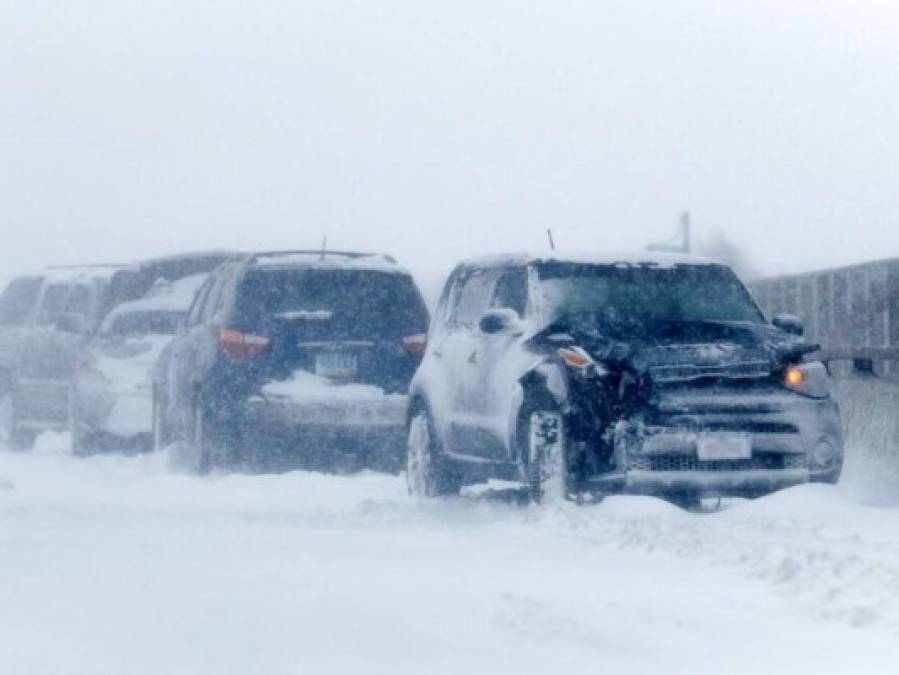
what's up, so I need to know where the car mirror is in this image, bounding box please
[772,314,804,336]
[479,308,524,336]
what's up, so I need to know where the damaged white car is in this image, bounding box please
[407,252,844,506]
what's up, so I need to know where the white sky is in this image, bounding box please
[2,0,899,293]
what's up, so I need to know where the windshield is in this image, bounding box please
[537,262,764,327]
[102,310,183,338]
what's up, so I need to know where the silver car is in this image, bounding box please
[69,274,208,455]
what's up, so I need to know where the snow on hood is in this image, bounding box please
[550,320,817,379]
[109,273,209,316]
[261,369,405,403]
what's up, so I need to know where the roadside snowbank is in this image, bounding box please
[2,436,898,675]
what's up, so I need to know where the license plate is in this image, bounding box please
[315,352,358,378]
[697,434,752,461]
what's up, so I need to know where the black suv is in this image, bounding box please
[153,251,429,472]
[406,252,844,504]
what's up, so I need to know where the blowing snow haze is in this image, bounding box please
[3,1,899,290]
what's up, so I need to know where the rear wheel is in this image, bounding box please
[0,389,36,451]
[192,398,241,473]
[152,388,170,451]
[406,410,460,497]
[522,406,571,504]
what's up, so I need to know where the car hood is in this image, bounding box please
[548,320,817,382]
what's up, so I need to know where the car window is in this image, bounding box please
[103,310,184,338]
[233,268,429,338]
[36,284,71,324]
[452,269,496,327]
[187,280,213,326]
[0,277,43,326]
[201,271,228,322]
[64,285,92,316]
[491,266,528,317]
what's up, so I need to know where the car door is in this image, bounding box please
[168,275,216,436]
[468,265,530,459]
[438,266,498,455]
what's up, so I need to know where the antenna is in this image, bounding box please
[320,236,327,260]
[547,228,556,251]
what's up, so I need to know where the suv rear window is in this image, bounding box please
[233,268,429,338]
[103,311,184,338]
[0,277,43,326]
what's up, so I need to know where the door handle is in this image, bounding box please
[468,350,478,365]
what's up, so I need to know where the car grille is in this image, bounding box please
[649,361,771,384]
[629,454,807,472]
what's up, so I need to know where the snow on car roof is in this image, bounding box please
[252,251,410,274]
[41,265,126,284]
[103,273,209,318]
[461,250,718,270]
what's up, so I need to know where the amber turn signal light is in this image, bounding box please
[558,348,592,369]
[785,367,805,387]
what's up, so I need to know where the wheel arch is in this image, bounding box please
[509,361,570,462]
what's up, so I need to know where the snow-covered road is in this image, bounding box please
[2,428,898,675]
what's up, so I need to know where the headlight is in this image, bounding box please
[783,361,829,398]
[558,347,608,377]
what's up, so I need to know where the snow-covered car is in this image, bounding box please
[406,252,844,505]
[153,250,429,472]
[0,266,124,449]
[69,274,209,455]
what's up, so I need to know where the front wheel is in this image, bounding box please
[406,410,460,497]
[523,408,571,504]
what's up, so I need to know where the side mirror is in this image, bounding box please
[772,314,804,336]
[479,308,524,336]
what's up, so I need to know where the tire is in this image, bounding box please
[664,491,703,511]
[152,387,170,452]
[521,404,571,504]
[406,409,461,497]
[0,388,36,451]
[192,397,241,474]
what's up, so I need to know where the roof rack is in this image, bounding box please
[46,264,127,270]
[249,250,397,264]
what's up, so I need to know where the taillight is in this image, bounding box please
[215,327,271,361]
[402,333,427,358]
[75,356,99,376]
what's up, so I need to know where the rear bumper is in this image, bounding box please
[241,393,408,450]
[72,387,153,439]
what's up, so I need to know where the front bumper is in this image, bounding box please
[604,390,843,497]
